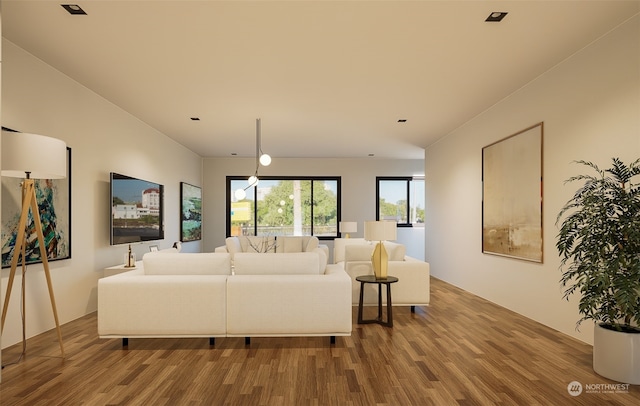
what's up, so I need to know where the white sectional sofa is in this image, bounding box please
[333,238,430,310]
[97,249,351,346]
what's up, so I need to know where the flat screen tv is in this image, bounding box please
[110,172,164,245]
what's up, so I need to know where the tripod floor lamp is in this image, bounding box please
[1,131,67,357]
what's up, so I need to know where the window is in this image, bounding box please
[227,176,341,239]
[376,176,424,226]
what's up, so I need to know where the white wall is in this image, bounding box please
[203,157,425,261]
[1,40,203,348]
[425,15,640,344]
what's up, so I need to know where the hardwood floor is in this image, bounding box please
[1,276,638,405]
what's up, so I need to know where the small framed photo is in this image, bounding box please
[149,245,159,252]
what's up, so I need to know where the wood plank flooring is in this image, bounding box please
[1,276,638,405]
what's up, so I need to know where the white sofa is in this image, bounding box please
[333,238,430,310]
[227,252,351,343]
[98,249,351,346]
[98,252,231,344]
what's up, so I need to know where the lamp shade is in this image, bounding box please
[2,131,67,179]
[364,220,397,241]
[339,221,357,234]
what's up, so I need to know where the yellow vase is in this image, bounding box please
[371,241,388,279]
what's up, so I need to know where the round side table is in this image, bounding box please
[355,275,399,327]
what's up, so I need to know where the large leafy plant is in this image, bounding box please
[556,158,640,332]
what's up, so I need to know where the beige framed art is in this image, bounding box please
[482,122,543,263]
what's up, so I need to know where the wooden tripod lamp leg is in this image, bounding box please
[0,180,64,357]
[1,180,33,333]
[28,181,65,357]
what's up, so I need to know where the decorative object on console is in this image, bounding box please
[0,131,67,357]
[149,245,159,252]
[364,220,397,280]
[124,244,136,267]
[234,118,272,200]
[172,241,183,252]
[339,221,357,238]
[180,182,202,242]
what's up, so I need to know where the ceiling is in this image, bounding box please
[2,1,639,159]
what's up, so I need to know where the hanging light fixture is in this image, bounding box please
[234,188,247,201]
[234,118,271,201]
[257,118,271,167]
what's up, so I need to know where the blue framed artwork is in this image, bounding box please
[1,146,72,268]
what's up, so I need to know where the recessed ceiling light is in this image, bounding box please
[61,4,87,15]
[398,119,407,123]
[485,12,508,22]
[190,117,200,121]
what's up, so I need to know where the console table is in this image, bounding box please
[356,275,399,327]
[103,260,142,278]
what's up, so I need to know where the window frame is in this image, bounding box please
[226,176,341,240]
[375,176,424,227]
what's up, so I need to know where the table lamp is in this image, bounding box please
[364,220,397,279]
[1,131,67,356]
[339,221,357,238]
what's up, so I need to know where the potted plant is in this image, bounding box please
[556,158,640,384]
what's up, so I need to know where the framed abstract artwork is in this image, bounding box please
[482,122,543,263]
[1,147,72,268]
[180,182,202,242]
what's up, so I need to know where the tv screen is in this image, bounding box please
[110,172,164,245]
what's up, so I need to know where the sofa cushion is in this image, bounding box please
[314,247,328,274]
[305,236,319,252]
[233,252,322,275]
[225,237,242,256]
[344,244,375,262]
[143,252,231,275]
[273,236,320,253]
[343,242,406,262]
[386,242,406,261]
[240,236,277,253]
[279,236,303,253]
[333,238,367,263]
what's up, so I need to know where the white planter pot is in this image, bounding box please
[593,323,640,385]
